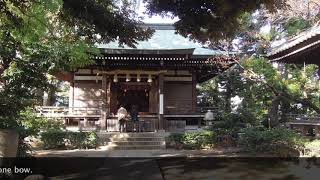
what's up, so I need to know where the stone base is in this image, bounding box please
[0,130,19,157]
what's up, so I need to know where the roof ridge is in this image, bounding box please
[140,23,175,30]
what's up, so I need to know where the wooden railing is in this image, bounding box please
[35,106,101,118]
[106,116,157,132]
[196,106,218,113]
[285,114,320,122]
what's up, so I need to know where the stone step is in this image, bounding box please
[110,137,165,142]
[108,144,165,150]
[109,141,165,146]
[98,132,165,138]
[97,132,166,150]
[98,137,164,144]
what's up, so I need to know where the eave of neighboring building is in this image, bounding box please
[267,24,320,65]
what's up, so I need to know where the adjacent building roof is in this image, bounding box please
[97,23,230,57]
[267,24,320,65]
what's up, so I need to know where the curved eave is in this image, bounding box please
[268,38,320,65]
[267,25,320,64]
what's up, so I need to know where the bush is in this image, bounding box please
[19,108,64,137]
[40,130,67,149]
[304,140,320,157]
[211,112,252,136]
[167,131,216,149]
[238,127,307,156]
[40,131,98,150]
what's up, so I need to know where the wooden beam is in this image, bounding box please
[101,74,107,130]
[69,73,75,113]
[97,70,167,75]
[192,73,197,112]
[75,69,92,74]
[74,75,102,81]
[164,76,192,81]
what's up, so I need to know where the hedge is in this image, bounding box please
[40,130,98,150]
[166,131,216,149]
[238,127,306,156]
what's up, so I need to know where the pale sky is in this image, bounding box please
[136,1,179,23]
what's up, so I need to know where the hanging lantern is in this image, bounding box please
[137,74,141,82]
[113,74,118,82]
[126,74,130,82]
[147,74,152,83]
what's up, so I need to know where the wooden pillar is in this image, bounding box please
[78,119,82,131]
[158,73,164,131]
[43,91,49,106]
[303,125,309,136]
[69,73,75,113]
[83,118,88,129]
[315,126,320,137]
[101,74,108,130]
[192,72,197,112]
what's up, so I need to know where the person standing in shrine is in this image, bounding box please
[117,105,128,132]
[130,105,139,132]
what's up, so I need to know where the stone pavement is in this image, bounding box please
[28,149,320,180]
[33,147,243,157]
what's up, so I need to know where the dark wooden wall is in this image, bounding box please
[164,82,193,114]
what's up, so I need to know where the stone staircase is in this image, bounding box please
[97,132,166,150]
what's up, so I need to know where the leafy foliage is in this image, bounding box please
[166,131,216,149]
[0,0,154,133]
[19,108,64,137]
[198,57,320,128]
[144,0,286,43]
[40,131,98,150]
[284,17,311,35]
[61,0,154,47]
[239,127,307,156]
[304,140,320,156]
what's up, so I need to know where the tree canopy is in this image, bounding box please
[0,0,154,127]
[144,0,287,43]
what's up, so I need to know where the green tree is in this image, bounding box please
[0,0,153,128]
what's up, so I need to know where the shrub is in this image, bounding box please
[40,130,67,149]
[167,131,216,149]
[67,131,98,149]
[40,131,98,150]
[211,112,250,136]
[238,127,307,156]
[304,140,320,157]
[19,108,64,137]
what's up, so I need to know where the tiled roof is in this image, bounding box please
[267,24,320,58]
[96,23,230,56]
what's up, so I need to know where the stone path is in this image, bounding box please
[25,148,320,180]
[33,147,243,157]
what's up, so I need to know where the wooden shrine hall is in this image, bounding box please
[37,24,237,132]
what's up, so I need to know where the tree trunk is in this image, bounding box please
[225,80,232,113]
[268,95,282,127]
